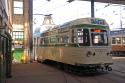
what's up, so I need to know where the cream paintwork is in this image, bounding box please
[36,46,113,66]
[36,18,112,66]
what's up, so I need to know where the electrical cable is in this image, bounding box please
[33,1,72,15]
[33,0,50,11]
[45,3,70,13]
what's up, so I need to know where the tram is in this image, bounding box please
[110,29,125,56]
[36,18,113,72]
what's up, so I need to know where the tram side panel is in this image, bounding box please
[110,30,125,56]
[112,45,125,56]
[36,46,112,66]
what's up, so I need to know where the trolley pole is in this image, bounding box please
[91,0,95,18]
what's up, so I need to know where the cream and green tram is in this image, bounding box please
[36,18,113,71]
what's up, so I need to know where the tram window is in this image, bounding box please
[40,38,44,45]
[77,29,83,36]
[122,37,125,44]
[91,29,108,46]
[94,35,101,44]
[72,30,74,43]
[44,38,49,44]
[72,29,77,43]
[77,29,90,46]
[78,37,83,43]
[63,36,69,43]
[104,32,107,44]
[73,37,77,43]
[59,36,69,43]
[116,37,121,44]
[0,37,2,51]
[50,37,59,43]
[83,29,90,46]
[59,37,63,43]
[112,37,116,44]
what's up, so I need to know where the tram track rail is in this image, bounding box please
[60,68,125,83]
[111,64,125,79]
[59,68,108,83]
[41,61,125,83]
[110,69,125,79]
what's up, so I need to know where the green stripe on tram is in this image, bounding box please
[74,24,108,29]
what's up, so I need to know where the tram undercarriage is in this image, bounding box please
[39,59,112,75]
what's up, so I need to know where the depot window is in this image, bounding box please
[13,31,24,40]
[13,1,23,14]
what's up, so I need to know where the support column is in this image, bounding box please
[91,0,95,18]
[29,0,33,61]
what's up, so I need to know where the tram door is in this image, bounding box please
[0,36,6,83]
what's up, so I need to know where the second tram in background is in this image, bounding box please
[110,29,125,56]
[35,18,113,72]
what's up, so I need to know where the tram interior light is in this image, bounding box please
[94,29,101,32]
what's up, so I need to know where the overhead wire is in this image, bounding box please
[33,0,50,12]
[95,3,111,12]
[95,2,125,27]
[45,2,70,13]
[38,0,76,13]
[33,0,73,15]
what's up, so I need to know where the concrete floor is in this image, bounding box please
[6,62,66,83]
[6,57,125,83]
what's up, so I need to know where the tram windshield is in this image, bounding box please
[91,29,108,46]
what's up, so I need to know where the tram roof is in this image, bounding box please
[60,18,108,28]
[110,29,125,36]
[82,0,125,5]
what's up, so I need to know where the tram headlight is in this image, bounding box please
[107,52,109,56]
[93,52,96,56]
[110,51,113,56]
[107,52,112,56]
[86,51,92,57]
